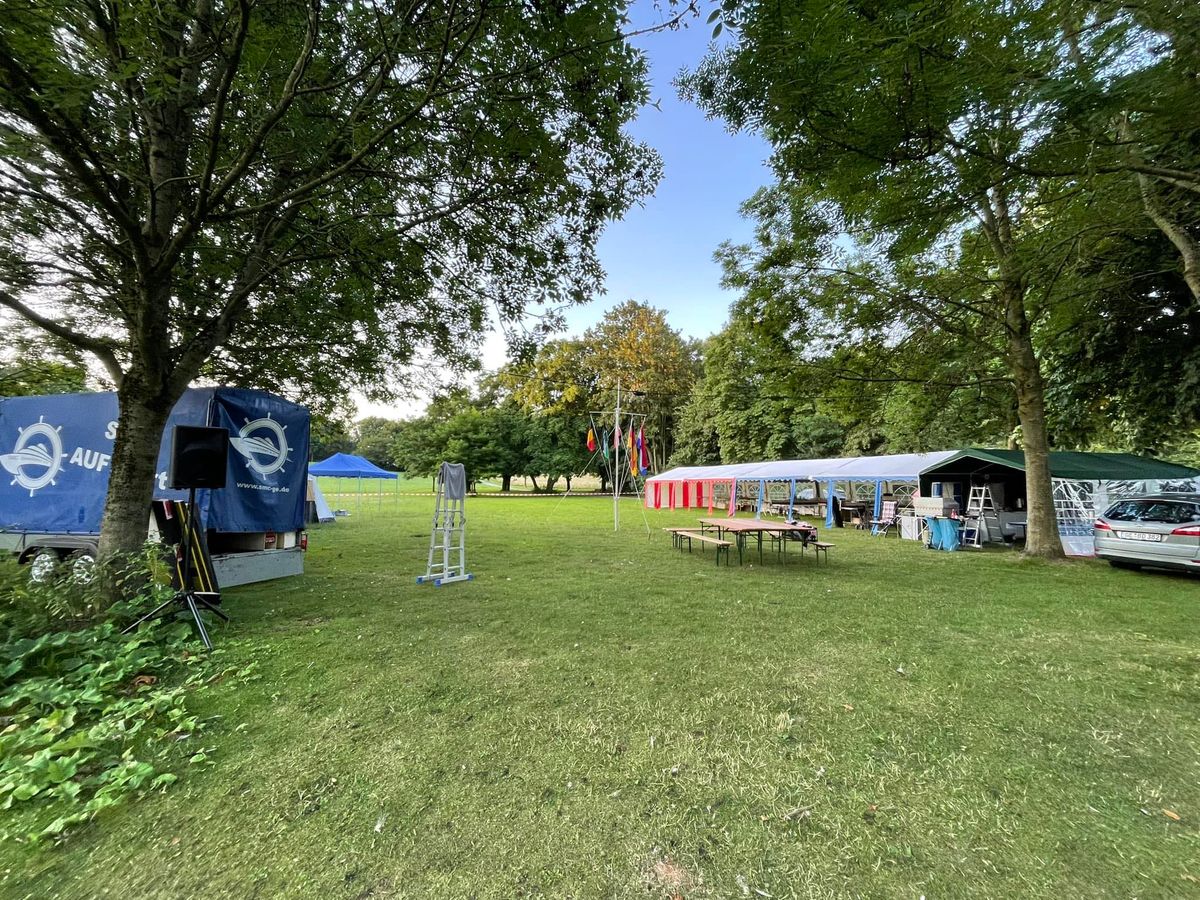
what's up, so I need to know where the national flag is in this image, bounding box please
[601,429,610,460]
[638,427,649,475]
[586,428,596,452]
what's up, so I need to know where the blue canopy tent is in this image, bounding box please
[309,452,398,510]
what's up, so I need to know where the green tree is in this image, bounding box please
[0,337,88,397]
[0,0,664,570]
[670,322,844,464]
[354,417,406,471]
[681,0,1162,557]
[502,340,601,488]
[501,304,698,486]
[309,413,355,461]
[578,301,698,472]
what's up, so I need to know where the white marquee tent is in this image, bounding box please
[645,451,958,525]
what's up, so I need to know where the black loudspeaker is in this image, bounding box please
[168,425,229,490]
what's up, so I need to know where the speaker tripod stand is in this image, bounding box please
[123,486,228,650]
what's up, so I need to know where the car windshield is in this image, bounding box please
[1103,499,1200,525]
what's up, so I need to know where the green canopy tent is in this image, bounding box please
[919,449,1200,555]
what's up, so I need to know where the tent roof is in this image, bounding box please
[921,448,1200,482]
[308,452,398,479]
[647,450,959,484]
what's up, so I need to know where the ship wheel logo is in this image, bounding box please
[230,414,291,477]
[0,418,68,496]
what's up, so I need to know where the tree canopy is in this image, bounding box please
[0,0,665,561]
[679,0,1200,556]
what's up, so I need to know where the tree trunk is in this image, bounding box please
[97,376,176,568]
[529,474,540,492]
[565,474,572,491]
[1136,172,1200,302]
[545,475,558,492]
[501,473,512,492]
[979,182,1064,560]
[1004,288,1064,559]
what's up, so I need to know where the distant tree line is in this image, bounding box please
[308,262,1200,493]
[312,301,700,491]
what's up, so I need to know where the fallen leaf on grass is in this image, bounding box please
[131,675,157,688]
[1163,809,1182,821]
[1181,874,1199,884]
[842,704,854,712]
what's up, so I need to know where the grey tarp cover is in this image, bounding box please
[441,462,467,500]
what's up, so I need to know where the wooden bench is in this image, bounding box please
[811,541,834,563]
[662,527,696,550]
[672,530,732,566]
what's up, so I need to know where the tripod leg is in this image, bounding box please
[193,595,229,622]
[185,594,213,651]
[122,596,181,634]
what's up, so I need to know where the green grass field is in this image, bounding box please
[315,474,606,501]
[5,497,1199,899]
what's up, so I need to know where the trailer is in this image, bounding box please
[0,387,310,586]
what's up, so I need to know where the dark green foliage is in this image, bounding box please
[0,553,256,845]
[0,620,199,843]
[0,336,88,398]
[308,414,356,463]
[670,322,847,465]
[0,547,164,639]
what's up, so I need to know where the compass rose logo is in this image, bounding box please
[230,414,291,477]
[1,417,68,496]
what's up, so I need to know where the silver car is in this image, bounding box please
[1094,493,1200,572]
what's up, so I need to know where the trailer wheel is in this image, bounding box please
[28,549,61,583]
[68,550,98,584]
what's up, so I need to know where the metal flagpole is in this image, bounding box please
[613,380,621,531]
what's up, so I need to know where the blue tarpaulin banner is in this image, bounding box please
[211,389,309,532]
[0,388,308,535]
[0,392,120,534]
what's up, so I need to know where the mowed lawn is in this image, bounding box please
[5,497,1199,899]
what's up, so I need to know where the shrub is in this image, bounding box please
[0,543,172,641]
[0,548,240,845]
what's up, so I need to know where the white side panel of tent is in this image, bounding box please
[308,476,335,523]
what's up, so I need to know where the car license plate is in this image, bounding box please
[1116,531,1162,542]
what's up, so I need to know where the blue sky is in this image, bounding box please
[569,2,773,341]
[359,2,773,418]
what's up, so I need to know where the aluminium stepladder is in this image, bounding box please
[416,462,474,586]
[964,485,1000,548]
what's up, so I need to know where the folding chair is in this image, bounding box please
[869,501,900,537]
